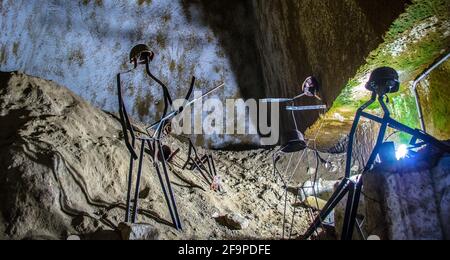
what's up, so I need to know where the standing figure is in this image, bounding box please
[117,44,195,230]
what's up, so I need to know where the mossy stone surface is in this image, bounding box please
[309,0,450,147]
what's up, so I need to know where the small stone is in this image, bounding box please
[215,213,250,230]
[118,222,160,240]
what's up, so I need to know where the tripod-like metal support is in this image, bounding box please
[117,48,195,230]
[303,92,450,240]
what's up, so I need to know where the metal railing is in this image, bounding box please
[413,52,450,132]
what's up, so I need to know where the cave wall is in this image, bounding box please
[420,59,450,140]
[252,0,409,135]
[0,0,264,147]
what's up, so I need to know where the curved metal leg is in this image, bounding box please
[146,137,178,229]
[342,179,363,240]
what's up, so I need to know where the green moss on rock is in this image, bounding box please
[320,0,450,142]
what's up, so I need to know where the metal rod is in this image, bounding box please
[360,111,383,123]
[344,94,376,179]
[117,73,138,159]
[210,155,217,177]
[341,182,356,240]
[293,93,307,101]
[360,111,450,152]
[386,117,450,152]
[261,93,308,103]
[304,91,450,240]
[413,52,450,132]
[260,98,293,103]
[286,105,327,111]
[355,218,367,240]
[157,139,182,230]
[342,114,388,240]
[131,139,146,223]
[290,101,300,131]
[185,83,225,107]
[189,140,213,184]
[147,82,224,132]
[145,62,173,117]
[192,158,213,185]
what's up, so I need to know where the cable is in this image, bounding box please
[290,121,325,237]
[384,130,400,142]
[274,107,327,240]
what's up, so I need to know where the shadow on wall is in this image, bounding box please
[181,0,266,100]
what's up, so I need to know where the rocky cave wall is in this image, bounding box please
[0,1,448,241]
[0,71,337,240]
[1,0,410,149]
[419,59,450,140]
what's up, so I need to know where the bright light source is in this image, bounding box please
[395,144,408,160]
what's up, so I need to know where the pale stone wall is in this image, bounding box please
[364,154,450,240]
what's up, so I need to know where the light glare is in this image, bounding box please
[396,144,408,160]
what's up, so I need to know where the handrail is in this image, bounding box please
[413,52,450,132]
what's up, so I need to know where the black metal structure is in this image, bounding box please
[181,137,217,186]
[303,67,450,240]
[413,52,450,132]
[117,44,195,230]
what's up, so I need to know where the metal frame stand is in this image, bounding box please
[270,97,327,239]
[117,49,195,230]
[303,92,450,240]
